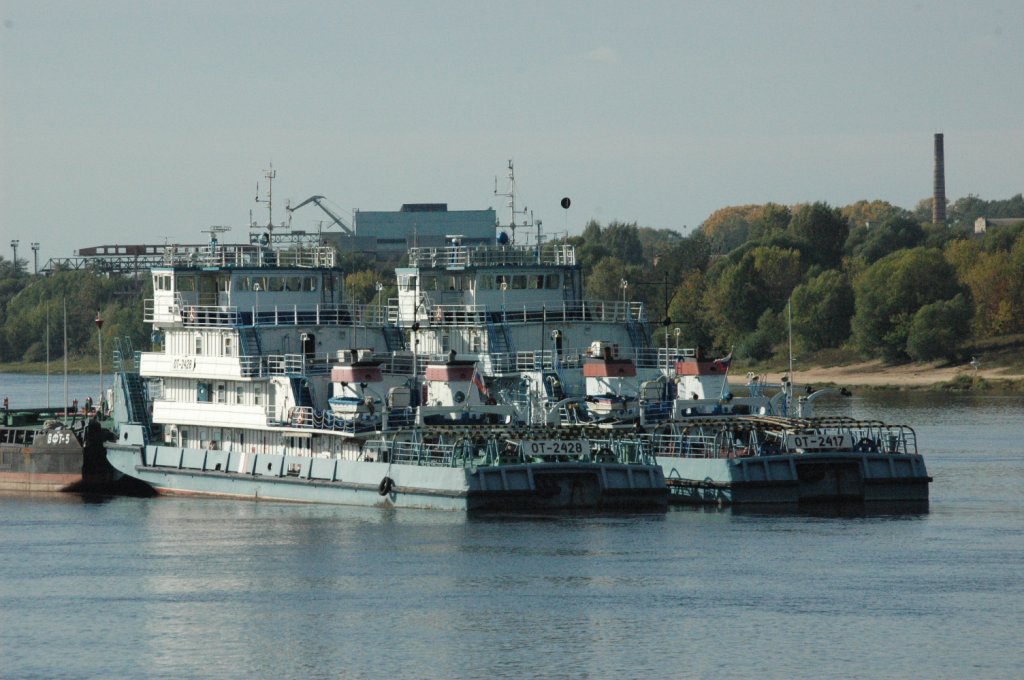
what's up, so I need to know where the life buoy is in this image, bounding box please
[378,476,394,496]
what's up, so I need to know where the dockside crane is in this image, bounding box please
[287,196,354,236]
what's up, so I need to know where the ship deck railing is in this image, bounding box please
[414,299,645,327]
[236,353,335,378]
[275,405,417,433]
[407,243,576,269]
[649,419,919,459]
[159,244,337,269]
[369,439,460,467]
[145,300,391,328]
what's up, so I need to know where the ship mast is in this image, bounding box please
[256,164,276,229]
[249,164,291,247]
[494,160,537,245]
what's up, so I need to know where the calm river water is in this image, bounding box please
[1,374,1021,679]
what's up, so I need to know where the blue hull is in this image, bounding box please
[660,451,931,506]
[106,443,668,512]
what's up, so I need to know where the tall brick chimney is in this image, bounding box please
[933,133,946,225]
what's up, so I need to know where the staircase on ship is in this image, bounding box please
[113,337,157,442]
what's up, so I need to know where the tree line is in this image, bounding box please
[1,192,1021,366]
[572,193,1024,363]
[0,261,148,365]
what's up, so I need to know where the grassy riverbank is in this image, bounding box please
[0,358,102,375]
[742,340,1024,393]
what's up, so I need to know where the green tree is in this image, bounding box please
[841,200,911,230]
[748,203,792,242]
[787,202,849,269]
[584,257,630,302]
[666,270,714,349]
[703,254,768,344]
[947,239,1024,337]
[601,221,645,265]
[654,230,710,280]
[846,215,925,264]
[699,205,763,254]
[750,245,804,306]
[905,294,972,361]
[851,248,967,360]
[344,269,379,305]
[637,226,684,263]
[790,269,855,351]
[979,221,1024,253]
[2,270,146,363]
[577,220,612,275]
[737,309,785,361]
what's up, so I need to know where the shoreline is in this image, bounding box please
[4,359,1022,393]
[751,359,1024,391]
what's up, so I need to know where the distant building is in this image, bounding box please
[324,204,496,258]
[974,217,1024,234]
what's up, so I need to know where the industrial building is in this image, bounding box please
[321,203,496,258]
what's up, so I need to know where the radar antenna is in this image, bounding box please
[201,226,232,248]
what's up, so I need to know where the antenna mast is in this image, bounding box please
[254,164,276,231]
[494,160,534,245]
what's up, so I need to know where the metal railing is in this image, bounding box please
[416,299,645,327]
[160,244,336,269]
[145,300,391,329]
[408,243,576,269]
[648,419,919,460]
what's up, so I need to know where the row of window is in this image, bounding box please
[235,275,321,293]
[407,272,566,292]
[480,273,563,290]
[196,381,264,405]
[188,334,234,357]
[154,274,336,294]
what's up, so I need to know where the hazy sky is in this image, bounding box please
[2,0,1022,264]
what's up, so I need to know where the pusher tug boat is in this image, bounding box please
[103,225,666,511]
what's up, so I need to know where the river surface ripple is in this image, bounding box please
[1,380,1021,679]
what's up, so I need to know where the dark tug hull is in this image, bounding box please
[1,409,150,495]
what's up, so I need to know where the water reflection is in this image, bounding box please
[731,500,930,518]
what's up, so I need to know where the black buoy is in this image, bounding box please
[560,197,571,209]
[378,476,394,496]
